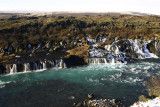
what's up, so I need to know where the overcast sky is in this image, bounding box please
[0,0,160,15]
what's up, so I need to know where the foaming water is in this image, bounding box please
[0,60,160,107]
[0,80,11,88]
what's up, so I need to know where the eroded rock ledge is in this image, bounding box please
[0,38,160,74]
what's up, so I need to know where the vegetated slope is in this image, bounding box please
[0,13,160,63]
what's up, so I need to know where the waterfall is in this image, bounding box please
[24,60,53,72]
[24,63,30,72]
[128,39,158,59]
[10,64,17,74]
[111,58,115,64]
[34,63,38,71]
[114,46,119,54]
[49,60,55,68]
[58,59,66,68]
[132,39,144,57]
[143,43,158,58]
[42,61,47,70]
[104,58,107,63]
[88,58,108,64]
[3,59,67,74]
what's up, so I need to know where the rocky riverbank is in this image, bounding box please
[130,75,160,107]
[0,37,160,74]
[0,13,160,74]
[73,75,160,107]
[73,94,124,107]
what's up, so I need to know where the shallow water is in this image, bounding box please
[0,60,160,107]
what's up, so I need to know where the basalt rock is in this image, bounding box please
[0,63,6,74]
[64,55,87,68]
[85,98,124,107]
[16,63,25,72]
[73,94,124,107]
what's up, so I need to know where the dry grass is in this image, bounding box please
[67,44,89,58]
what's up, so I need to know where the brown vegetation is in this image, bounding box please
[0,13,160,62]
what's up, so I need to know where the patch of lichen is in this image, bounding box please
[0,53,15,63]
[138,95,149,102]
[136,75,160,104]
[66,44,89,62]
[67,44,89,56]
[146,75,160,97]
[137,75,160,103]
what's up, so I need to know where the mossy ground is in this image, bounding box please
[0,14,160,63]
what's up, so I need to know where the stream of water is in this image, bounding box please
[0,59,160,107]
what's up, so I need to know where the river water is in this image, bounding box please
[0,59,160,107]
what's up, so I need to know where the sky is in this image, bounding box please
[0,0,160,15]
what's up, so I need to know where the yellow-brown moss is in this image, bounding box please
[66,44,89,62]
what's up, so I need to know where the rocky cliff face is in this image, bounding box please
[0,13,160,74]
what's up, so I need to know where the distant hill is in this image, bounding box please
[0,11,156,19]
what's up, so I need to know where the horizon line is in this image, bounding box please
[0,10,159,16]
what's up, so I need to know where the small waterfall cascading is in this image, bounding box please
[42,61,47,70]
[55,60,59,68]
[4,59,67,74]
[30,59,66,71]
[42,59,65,69]
[88,58,108,64]
[34,62,38,71]
[154,41,160,51]
[103,58,107,63]
[10,64,17,74]
[129,39,158,59]
[88,58,96,64]
[89,40,126,64]
[24,60,48,72]
[51,60,55,67]
[87,37,159,64]
[58,59,66,69]
[63,61,66,68]
[114,46,119,55]
[32,61,46,71]
[111,58,115,64]
[59,60,63,68]
[27,62,39,71]
[143,43,158,58]
[24,63,30,72]
[117,54,126,63]
[129,39,143,57]
[88,36,126,64]
[107,53,116,64]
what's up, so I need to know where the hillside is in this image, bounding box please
[0,12,160,63]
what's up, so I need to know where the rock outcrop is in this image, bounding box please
[146,75,160,97]
[64,55,87,67]
[131,75,160,107]
[0,14,160,74]
[73,94,123,107]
